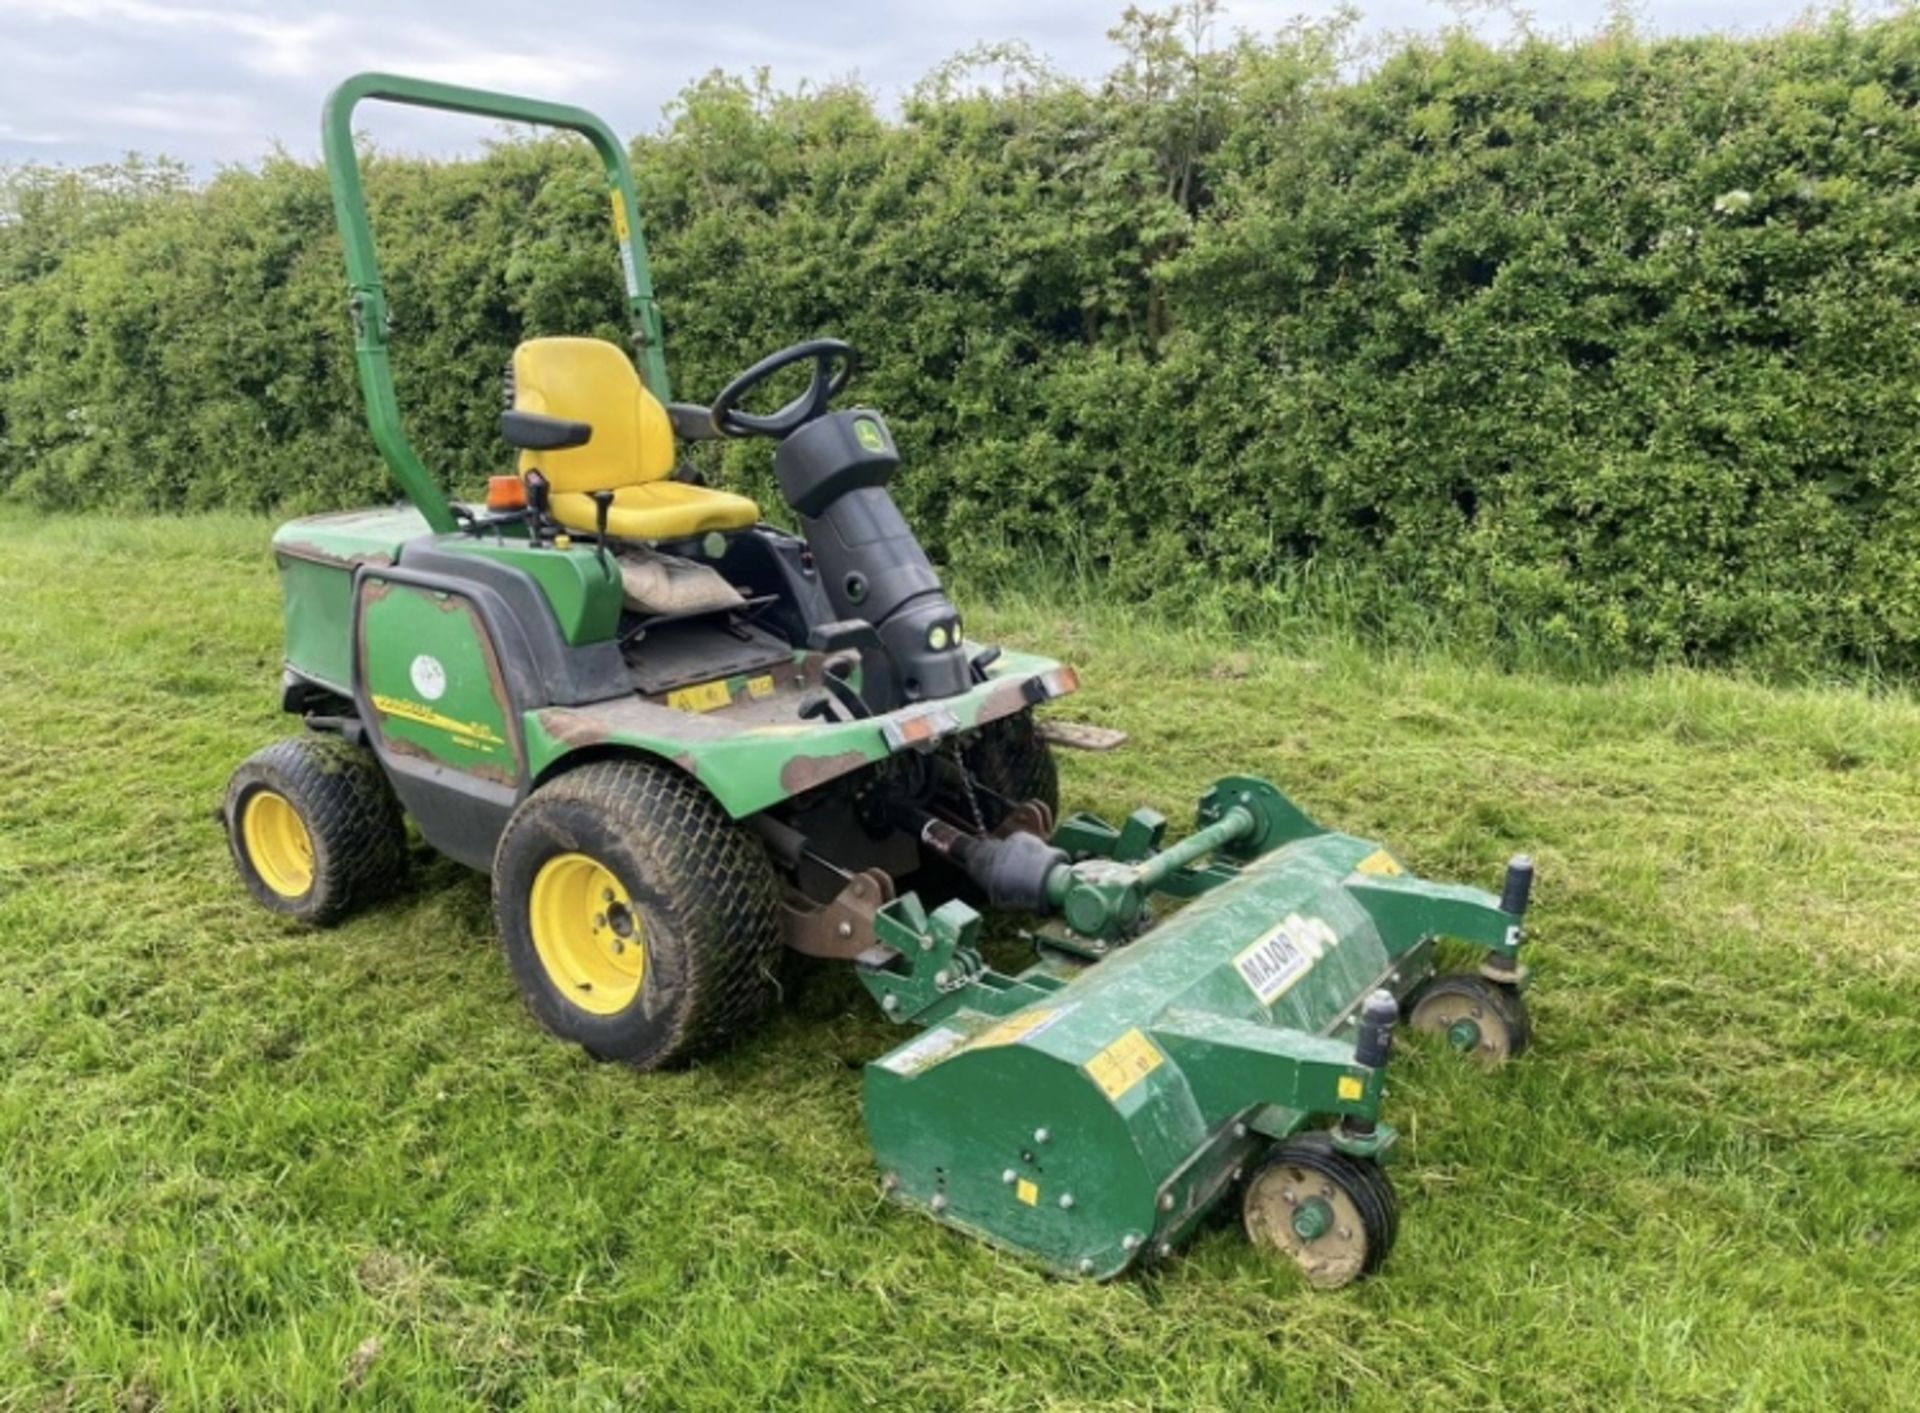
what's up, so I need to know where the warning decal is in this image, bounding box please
[877,1026,967,1076]
[1085,1029,1163,1101]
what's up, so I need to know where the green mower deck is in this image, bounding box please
[220,70,1544,1294]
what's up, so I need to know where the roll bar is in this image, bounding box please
[321,72,669,532]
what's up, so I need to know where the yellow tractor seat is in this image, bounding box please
[507,336,760,541]
[549,480,760,541]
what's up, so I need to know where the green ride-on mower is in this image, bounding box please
[224,73,1541,1289]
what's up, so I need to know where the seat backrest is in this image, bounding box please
[509,337,675,491]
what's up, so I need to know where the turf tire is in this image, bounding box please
[493,759,782,1070]
[224,732,408,926]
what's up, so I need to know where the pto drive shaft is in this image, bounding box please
[903,801,1258,942]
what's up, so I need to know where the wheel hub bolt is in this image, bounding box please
[1291,1197,1334,1242]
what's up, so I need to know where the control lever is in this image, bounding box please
[590,489,616,571]
[524,470,552,547]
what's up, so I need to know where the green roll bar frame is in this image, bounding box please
[321,72,669,534]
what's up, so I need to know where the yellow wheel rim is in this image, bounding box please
[242,789,315,898]
[529,852,646,1015]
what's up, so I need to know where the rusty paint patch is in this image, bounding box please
[380,732,516,788]
[275,541,396,571]
[976,678,1031,727]
[536,708,615,751]
[776,749,872,796]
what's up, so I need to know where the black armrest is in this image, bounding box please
[501,409,592,451]
[668,401,722,442]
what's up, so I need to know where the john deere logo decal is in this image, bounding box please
[855,418,886,452]
[410,653,447,701]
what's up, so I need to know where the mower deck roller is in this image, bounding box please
[861,776,1533,1282]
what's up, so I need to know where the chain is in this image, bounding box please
[946,740,987,834]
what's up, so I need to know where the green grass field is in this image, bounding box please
[3,513,1918,1410]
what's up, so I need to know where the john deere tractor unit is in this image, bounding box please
[224,73,1541,1288]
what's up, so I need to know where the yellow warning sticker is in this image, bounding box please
[667,679,732,713]
[1338,1075,1365,1102]
[1355,849,1404,877]
[746,674,776,700]
[1085,1029,1163,1101]
[609,190,630,241]
[972,1004,1075,1051]
[1016,1179,1039,1206]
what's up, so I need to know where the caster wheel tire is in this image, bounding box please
[1407,972,1532,1067]
[225,733,408,926]
[493,760,781,1070]
[1242,1131,1398,1289]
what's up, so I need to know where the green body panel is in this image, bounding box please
[273,512,621,694]
[272,507,430,690]
[522,649,1070,818]
[434,537,622,645]
[358,577,521,784]
[322,73,669,531]
[862,784,1522,1278]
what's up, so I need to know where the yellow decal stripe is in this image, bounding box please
[371,693,506,748]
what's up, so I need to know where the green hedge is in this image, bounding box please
[6,8,1920,673]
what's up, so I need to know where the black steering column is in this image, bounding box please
[710,340,973,708]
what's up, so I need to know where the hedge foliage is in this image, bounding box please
[6,6,1920,673]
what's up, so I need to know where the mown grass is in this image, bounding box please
[2,512,1918,1410]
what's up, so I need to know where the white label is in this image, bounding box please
[876,1025,966,1076]
[1234,914,1340,1006]
[410,654,447,701]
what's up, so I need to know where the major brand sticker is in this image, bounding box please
[876,1025,967,1076]
[1233,914,1341,1006]
[1085,1029,1163,1101]
[409,653,447,701]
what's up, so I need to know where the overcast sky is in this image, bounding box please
[0,0,1861,170]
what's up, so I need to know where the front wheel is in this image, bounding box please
[492,760,782,1069]
[964,710,1059,826]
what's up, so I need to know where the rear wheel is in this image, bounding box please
[964,710,1059,826]
[1242,1131,1398,1289]
[493,760,781,1069]
[225,733,408,925]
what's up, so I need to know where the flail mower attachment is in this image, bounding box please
[859,776,1535,1287]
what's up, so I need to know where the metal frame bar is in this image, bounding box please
[320,72,670,533]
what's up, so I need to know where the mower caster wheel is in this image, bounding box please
[1407,973,1531,1067]
[493,760,782,1071]
[224,734,408,926]
[1242,1131,1397,1290]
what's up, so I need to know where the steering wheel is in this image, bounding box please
[711,338,857,440]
